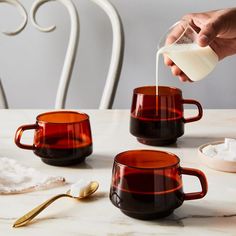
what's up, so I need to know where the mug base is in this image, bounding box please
[137,138,177,146]
[37,145,93,166]
[41,156,87,166]
[121,209,174,220]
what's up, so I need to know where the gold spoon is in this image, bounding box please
[13,180,99,228]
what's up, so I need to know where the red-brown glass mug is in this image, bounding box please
[15,111,93,166]
[130,86,203,146]
[110,150,208,220]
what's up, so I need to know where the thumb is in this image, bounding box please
[197,20,222,47]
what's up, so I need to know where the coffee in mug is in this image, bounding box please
[15,111,92,166]
[130,86,203,146]
[110,150,208,220]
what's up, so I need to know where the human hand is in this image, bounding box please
[164,8,236,82]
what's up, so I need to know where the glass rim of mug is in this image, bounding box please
[133,85,182,96]
[36,110,90,124]
[114,150,180,170]
[158,19,196,49]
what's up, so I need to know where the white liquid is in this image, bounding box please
[158,43,218,82]
[156,50,161,95]
[155,51,162,114]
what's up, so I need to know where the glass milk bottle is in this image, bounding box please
[158,20,218,82]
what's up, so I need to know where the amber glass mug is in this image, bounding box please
[15,111,92,166]
[130,86,203,146]
[110,150,208,220]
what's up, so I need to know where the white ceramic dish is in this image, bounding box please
[198,141,236,173]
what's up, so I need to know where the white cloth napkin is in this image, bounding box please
[0,157,65,194]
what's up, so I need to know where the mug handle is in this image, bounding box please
[182,99,203,123]
[15,124,38,150]
[180,167,208,200]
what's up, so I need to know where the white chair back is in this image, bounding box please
[0,0,124,109]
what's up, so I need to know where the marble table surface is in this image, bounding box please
[1,109,236,236]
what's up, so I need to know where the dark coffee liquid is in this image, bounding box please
[130,109,184,145]
[110,172,183,220]
[34,135,92,166]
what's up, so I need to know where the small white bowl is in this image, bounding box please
[198,141,236,173]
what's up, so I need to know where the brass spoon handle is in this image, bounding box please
[13,193,72,228]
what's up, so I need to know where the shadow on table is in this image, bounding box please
[147,201,236,227]
[169,135,228,149]
[66,154,114,170]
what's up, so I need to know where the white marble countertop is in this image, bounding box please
[1,109,236,235]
